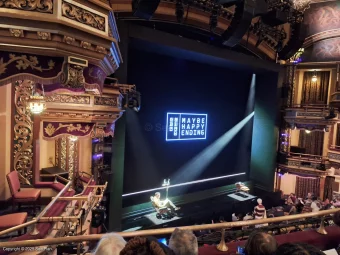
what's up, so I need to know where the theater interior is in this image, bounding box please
[0,0,340,254]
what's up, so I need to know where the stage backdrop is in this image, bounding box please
[123,48,254,206]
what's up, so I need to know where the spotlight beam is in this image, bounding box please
[122,172,246,197]
[171,111,255,184]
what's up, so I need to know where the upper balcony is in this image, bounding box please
[284,104,338,130]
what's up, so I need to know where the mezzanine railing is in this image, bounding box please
[0,209,338,253]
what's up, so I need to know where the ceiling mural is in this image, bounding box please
[303,37,340,62]
[304,1,340,36]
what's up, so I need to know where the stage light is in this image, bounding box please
[122,172,246,197]
[166,113,208,141]
[127,91,141,112]
[171,111,254,186]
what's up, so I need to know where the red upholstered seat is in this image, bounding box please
[79,176,90,183]
[0,212,27,230]
[35,181,65,192]
[14,189,41,202]
[6,171,41,211]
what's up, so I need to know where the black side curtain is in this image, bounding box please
[301,71,330,105]
[324,176,335,201]
[336,123,340,146]
[298,131,324,156]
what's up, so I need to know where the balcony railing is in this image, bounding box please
[0,209,338,254]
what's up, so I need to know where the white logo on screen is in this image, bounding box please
[180,117,205,136]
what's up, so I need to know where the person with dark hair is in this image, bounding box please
[120,236,174,255]
[275,243,326,255]
[244,231,277,255]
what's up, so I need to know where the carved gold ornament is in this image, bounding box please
[94,96,117,107]
[9,29,24,37]
[95,46,107,54]
[63,36,75,45]
[0,54,55,75]
[45,94,90,104]
[13,80,34,182]
[62,64,85,88]
[80,41,91,49]
[0,0,53,13]
[37,31,51,40]
[44,123,91,137]
[61,1,106,32]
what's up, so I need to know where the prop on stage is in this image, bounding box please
[150,179,180,220]
[235,182,250,193]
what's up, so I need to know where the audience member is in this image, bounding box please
[289,193,297,204]
[93,233,126,255]
[244,231,277,255]
[254,198,266,220]
[275,243,326,255]
[232,213,239,222]
[311,197,321,213]
[120,236,174,255]
[169,228,198,255]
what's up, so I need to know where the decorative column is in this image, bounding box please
[319,176,326,200]
[55,136,79,184]
[283,64,297,107]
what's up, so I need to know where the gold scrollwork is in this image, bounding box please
[60,137,66,170]
[63,36,75,45]
[0,54,55,75]
[55,139,59,166]
[68,137,75,182]
[94,96,117,107]
[0,0,53,13]
[13,80,34,181]
[61,64,85,88]
[44,123,91,137]
[61,1,105,32]
[45,94,90,104]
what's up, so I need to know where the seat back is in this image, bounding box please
[6,171,21,197]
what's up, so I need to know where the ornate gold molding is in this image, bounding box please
[60,137,67,170]
[68,137,75,183]
[55,139,59,166]
[0,0,53,13]
[9,29,23,37]
[94,96,117,107]
[37,31,51,40]
[45,94,90,104]
[61,64,85,89]
[13,80,34,181]
[61,0,106,32]
[44,123,91,137]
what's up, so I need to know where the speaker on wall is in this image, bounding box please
[132,0,161,20]
[221,0,267,47]
[278,22,307,60]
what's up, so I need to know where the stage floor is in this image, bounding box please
[121,192,257,231]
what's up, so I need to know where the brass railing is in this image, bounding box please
[288,152,327,161]
[0,208,338,250]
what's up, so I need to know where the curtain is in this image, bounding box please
[298,130,324,155]
[336,123,340,146]
[295,176,320,199]
[301,71,330,105]
[324,176,335,201]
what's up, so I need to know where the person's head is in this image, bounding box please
[333,211,340,227]
[244,231,277,255]
[287,197,293,205]
[169,228,198,255]
[257,198,263,205]
[275,243,326,255]
[155,192,161,199]
[93,233,126,255]
[307,192,312,198]
[120,236,174,255]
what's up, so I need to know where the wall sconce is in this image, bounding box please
[305,130,311,134]
[27,84,46,115]
[311,70,317,83]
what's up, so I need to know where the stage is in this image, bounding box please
[121,191,258,232]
